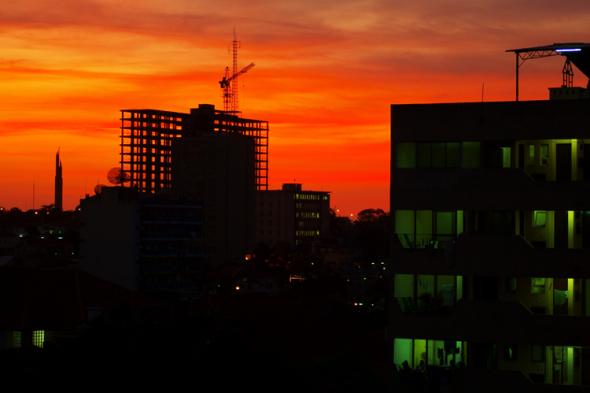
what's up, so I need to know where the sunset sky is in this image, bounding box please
[0,0,588,214]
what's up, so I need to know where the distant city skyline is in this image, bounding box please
[0,0,588,213]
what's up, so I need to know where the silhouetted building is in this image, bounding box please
[173,131,256,265]
[80,187,205,296]
[256,183,330,248]
[120,104,268,192]
[117,104,265,264]
[390,94,590,387]
[54,149,62,212]
[0,266,150,351]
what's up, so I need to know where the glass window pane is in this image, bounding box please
[502,147,512,168]
[414,339,427,368]
[462,142,481,168]
[446,143,461,167]
[431,143,445,168]
[416,210,432,246]
[394,274,414,298]
[417,275,435,308]
[394,338,413,367]
[416,143,431,168]
[395,210,415,248]
[436,211,454,235]
[396,143,416,168]
[541,144,549,165]
[437,275,456,306]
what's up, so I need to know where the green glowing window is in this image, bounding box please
[461,142,481,168]
[501,147,511,168]
[413,339,427,367]
[531,278,546,294]
[541,144,549,165]
[396,143,416,168]
[11,331,22,348]
[456,211,464,234]
[435,211,453,235]
[437,275,455,306]
[394,274,414,298]
[33,330,44,348]
[415,210,433,244]
[393,338,413,367]
[395,210,415,247]
[529,145,536,161]
[456,276,463,300]
[417,275,434,307]
[533,211,547,227]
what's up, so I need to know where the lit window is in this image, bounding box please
[541,144,549,165]
[33,330,45,348]
[531,278,546,294]
[529,145,536,162]
[462,142,481,168]
[396,143,416,168]
[11,331,22,348]
[533,211,547,227]
[501,147,511,168]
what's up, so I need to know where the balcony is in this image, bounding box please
[391,299,590,346]
[391,168,590,210]
[392,234,590,278]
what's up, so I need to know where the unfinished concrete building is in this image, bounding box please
[119,104,268,193]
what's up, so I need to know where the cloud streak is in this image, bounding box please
[0,0,588,212]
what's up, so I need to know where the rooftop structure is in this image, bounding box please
[506,42,590,100]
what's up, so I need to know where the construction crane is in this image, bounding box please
[219,62,255,113]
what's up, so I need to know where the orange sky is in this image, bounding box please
[0,0,588,214]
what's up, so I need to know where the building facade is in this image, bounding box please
[390,97,590,388]
[120,104,268,192]
[256,183,330,248]
[172,132,256,264]
[80,187,205,296]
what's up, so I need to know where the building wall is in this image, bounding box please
[255,184,330,248]
[80,187,139,290]
[172,133,256,264]
[390,99,590,386]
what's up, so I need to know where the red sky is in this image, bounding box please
[0,0,588,214]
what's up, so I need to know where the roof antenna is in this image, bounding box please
[481,82,485,103]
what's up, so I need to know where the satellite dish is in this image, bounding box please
[107,167,130,185]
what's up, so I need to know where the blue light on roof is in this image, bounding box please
[555,48,582,53]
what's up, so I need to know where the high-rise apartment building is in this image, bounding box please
[390,87,590,387]
[256,183,330,248]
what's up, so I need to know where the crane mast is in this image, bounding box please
[219,31,255,113]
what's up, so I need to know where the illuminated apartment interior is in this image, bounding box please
[390,97,590,388]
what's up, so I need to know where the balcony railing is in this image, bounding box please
[397,234,455,250]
